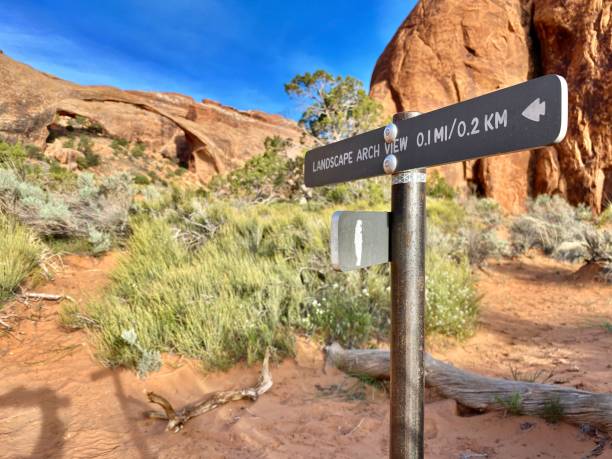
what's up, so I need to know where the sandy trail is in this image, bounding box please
[0,254,611,458]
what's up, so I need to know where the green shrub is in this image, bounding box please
[0,141,27,168]
[460,197,507,266]
[48,161,77,189]
[24,145,44,161]
[427,197,465,232]
[0,215,43,305]
[62,138,75,149]
[425,243,479,338]
[133,174,150,185]
[147,170,161,183]
[76,136,100,169]
[77,135,93,154]
[111,138,129,155]
[88,228,112,255]
[209,136,296,197]
[131,142,146,158]
[302,267,390,347]
[82,207,306,369]
[426,171,456,199]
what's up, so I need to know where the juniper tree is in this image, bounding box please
[285,70,382,143]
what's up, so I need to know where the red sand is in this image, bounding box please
[1,254,611,458]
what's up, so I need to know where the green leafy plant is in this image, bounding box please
[119,328,162,378]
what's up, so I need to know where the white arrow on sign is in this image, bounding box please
[354,219,363,266]
[522,98,546,122]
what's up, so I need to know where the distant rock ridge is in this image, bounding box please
[371,0,611,213]
[0,53,310,181]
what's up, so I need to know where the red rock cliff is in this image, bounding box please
[0,53,310,181]
[371,0,611,212]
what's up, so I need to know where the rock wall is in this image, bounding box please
[0,53,309,182]
[371,0,611,212]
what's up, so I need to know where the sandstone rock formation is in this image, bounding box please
[371,0,611,213]
[0,53,309,182]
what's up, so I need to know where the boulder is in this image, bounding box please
[44,141,81,169]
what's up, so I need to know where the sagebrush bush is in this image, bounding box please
[0,215,44,304]
[510,194,610,263]
[0,166,132,254]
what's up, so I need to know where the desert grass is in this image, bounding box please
[0,214,44,305]
[68,197,479,372]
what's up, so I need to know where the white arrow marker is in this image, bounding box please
[522,98,546,122]
[354,219,363,266]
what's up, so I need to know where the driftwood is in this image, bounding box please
[325,343,612,433]
[145,350,273,432]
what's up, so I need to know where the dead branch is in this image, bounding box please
[325,343,612,432]
[145,350,273,432]
[18,292,75,302]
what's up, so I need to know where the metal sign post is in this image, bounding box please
[389,112,425,459]
[305,75,569,459]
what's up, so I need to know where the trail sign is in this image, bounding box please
[331,211,390,271]
[303,75,569,459]
[304,74,567,187]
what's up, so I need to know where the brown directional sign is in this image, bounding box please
[331,211,390,271]
[304,74,568,187]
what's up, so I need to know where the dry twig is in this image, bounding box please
[145,350,273,432]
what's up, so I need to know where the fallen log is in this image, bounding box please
[145,350,272,432]
[325,343,612,433]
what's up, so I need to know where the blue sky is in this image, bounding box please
[0,1,416,119]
